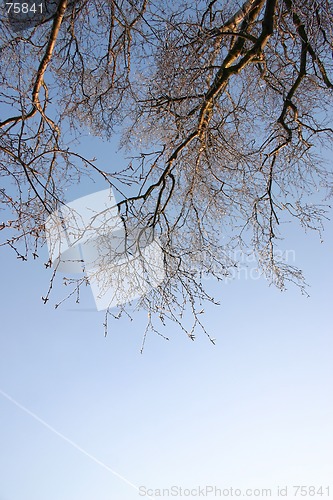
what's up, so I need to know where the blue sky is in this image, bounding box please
[0,132,332,499]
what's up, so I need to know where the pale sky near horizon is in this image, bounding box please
[1,133,333,499]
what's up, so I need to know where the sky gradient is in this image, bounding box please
[0,170,332,499]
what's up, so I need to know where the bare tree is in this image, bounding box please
[1,0,332,342]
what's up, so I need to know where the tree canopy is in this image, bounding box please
[1,0,332,340]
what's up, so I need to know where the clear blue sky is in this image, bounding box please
[0,134,332,500]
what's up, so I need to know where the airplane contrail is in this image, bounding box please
[0,388,146,497]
